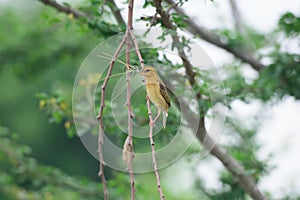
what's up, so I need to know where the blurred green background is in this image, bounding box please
[0,3,100,177]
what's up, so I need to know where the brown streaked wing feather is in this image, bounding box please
[159,81,170,107]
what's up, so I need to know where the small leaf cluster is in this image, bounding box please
[36,90,75,137]
[279,12,300,37]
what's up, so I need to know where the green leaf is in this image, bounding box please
[51,111,64,123]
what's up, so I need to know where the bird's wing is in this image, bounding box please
[159,80,171,107]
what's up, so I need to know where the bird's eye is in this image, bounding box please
[145,69,151,73]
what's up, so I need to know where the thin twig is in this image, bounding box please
[228,0,245,34]
[129,30,145,69]
[144,12,158,34]
[107,0,126,27]
[129,29,165,200]
[228,0,252,51]
[39,0,125,35]
[146,97,165,200]
[126,32,135,199]
[38,0,87,18]
[96,37,126,200]
[97,53,138,70]
[126,0,136,199]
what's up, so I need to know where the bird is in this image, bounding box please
[140,66,170,128]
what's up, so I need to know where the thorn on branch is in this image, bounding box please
[99,138,104,144]
[130,112,134,118]
[98,171,103,177]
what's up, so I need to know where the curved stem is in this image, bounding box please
[97,37,126,200]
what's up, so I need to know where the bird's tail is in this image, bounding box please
[163,112,168,128]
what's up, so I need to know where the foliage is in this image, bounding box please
[0,10,94,79]
[0,3,101,193]
[279,12,300,37]
[0,126,102,200]
[205,117,269,199]
[224,13,300,102]
[36,90,76,137]
[1,0,300,199]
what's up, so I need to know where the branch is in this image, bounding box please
[129,29,166,200]
[38,0,87,18]
[126,34,135,199]
[129,30,145,69]
[196,118,268,200]
[164,0,265,71]
[153,0,196,85]
[171,98,268,200]
[126,0,136,199]
[107,0,126,28]
[96,37,126,200]
[228,0,245,34]
[39,0,125,34]
[228,0,253,52]
[146,96,165,200]
[152,1,268,199]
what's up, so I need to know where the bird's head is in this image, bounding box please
[139,66,158,79]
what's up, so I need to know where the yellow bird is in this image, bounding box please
[140,66,170,128]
